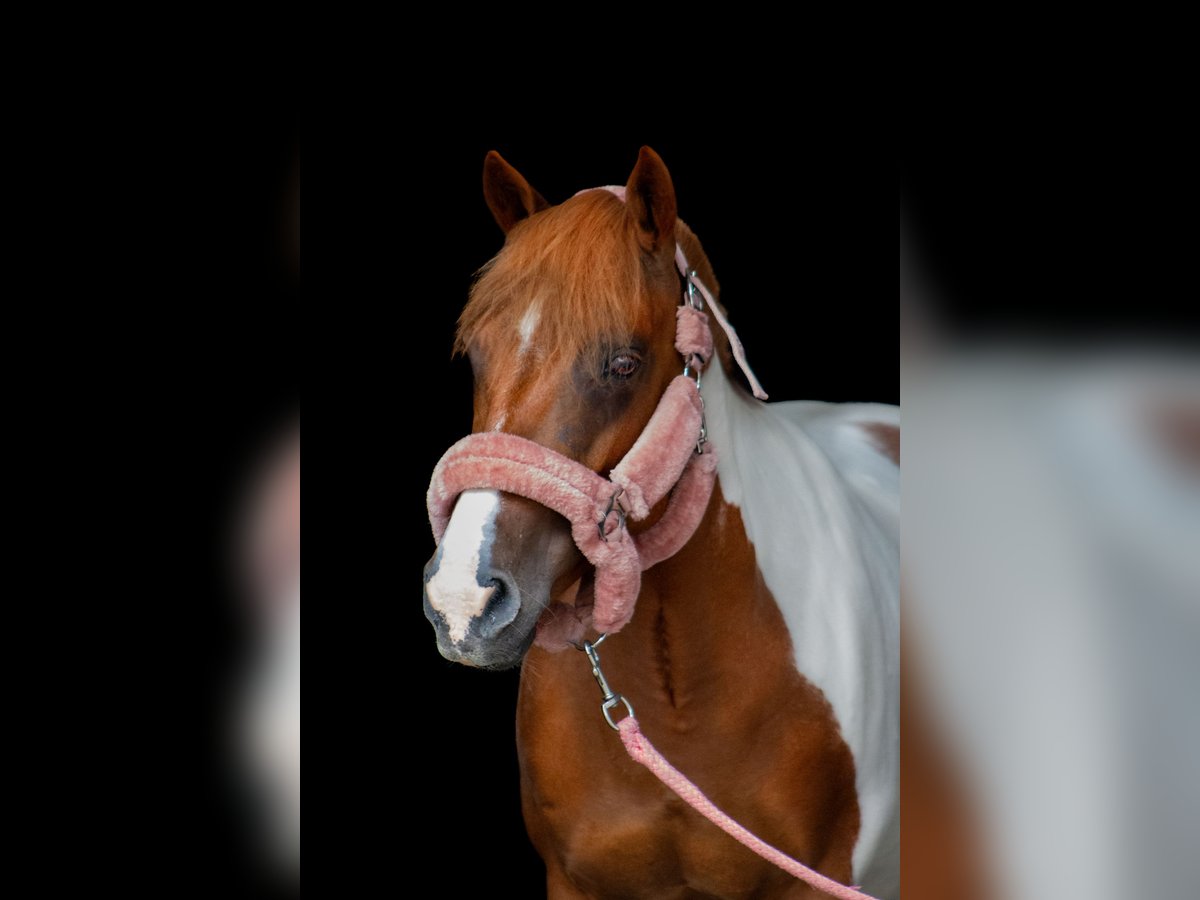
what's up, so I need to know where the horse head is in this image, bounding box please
[423,147,711,668]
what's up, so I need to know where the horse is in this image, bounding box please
[422,147,899,899]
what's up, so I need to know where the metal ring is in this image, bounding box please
[596,489,627,543]
[602,694,635,730]
[573,632,609,654]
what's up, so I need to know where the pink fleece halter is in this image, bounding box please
[427,186,765,650]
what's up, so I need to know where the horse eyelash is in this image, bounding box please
[603,352,641,380]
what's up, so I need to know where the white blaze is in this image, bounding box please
[426,489,501,643]
[517,304,540,355]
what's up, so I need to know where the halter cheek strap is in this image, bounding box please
[427,184,764,650]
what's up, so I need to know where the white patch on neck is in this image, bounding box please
[517,303,541,355]
[702,361,900,898]
[492,414,506,432]
[426,489,500,643]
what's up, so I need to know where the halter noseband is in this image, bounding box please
[426,186,764,650]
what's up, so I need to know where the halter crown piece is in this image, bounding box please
[427,186,765,651]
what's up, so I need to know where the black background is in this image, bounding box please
[902,99,1198,341]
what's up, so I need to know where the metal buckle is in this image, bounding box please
[681,269,705,392]
[686,269,704,310]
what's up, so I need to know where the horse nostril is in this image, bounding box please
[478,575,520,638]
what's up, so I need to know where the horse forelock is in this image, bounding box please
[457,190,668,368]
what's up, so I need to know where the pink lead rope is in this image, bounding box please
[618,717,878,899]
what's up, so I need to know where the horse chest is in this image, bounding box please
[522,750,779,897]
[518,670,856,898]
[514,495,866,896]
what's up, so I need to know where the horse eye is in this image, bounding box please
[606,353,640,379]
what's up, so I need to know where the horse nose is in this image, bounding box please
[423,550,521,643]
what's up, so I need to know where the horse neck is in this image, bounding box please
[603,362,792,723]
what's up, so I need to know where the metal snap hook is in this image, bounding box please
[581,634,634,731]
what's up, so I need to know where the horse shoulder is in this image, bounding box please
[718,397,900,898]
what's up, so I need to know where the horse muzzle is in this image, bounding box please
[422,489,580,668]
[423,561,532,668]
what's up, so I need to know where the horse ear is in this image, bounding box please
[625,146,677,254]
[483,151,549,234]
